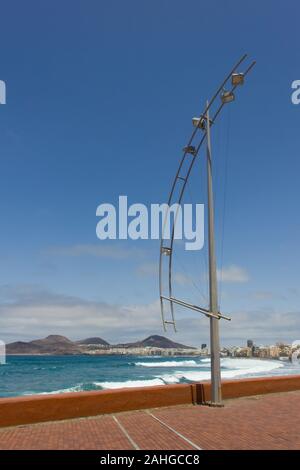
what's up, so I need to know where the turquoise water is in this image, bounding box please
[0,355,299,398]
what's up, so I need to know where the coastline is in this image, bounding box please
[1,355,296,399]
[4,353,290,361]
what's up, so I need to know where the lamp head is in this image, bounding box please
[231,73,244,86]
[221,90,235,104]
[192,117,206,129]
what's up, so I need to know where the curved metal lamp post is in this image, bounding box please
[159,54,255,405]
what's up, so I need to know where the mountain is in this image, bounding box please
[76,337,110,346]
[30,335,74,346]
[6,335,82,355]
[29,335,82,354]
[6,334,195,354]
[116,335,195,349]
[6,341,44,355]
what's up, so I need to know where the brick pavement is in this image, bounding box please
[0,390,299,450]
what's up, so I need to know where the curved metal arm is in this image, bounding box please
[159,55,256,331]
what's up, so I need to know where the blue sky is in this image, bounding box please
[0,0,299,346]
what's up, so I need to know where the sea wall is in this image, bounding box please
[0,375,300,428]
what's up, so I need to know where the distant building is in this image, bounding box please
[201,344,207,350]
[220,342,292,360]
[269,345,280,358]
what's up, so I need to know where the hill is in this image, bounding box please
[7,335,82,355]
[6,334,195,354]
[76,337,110,346]
[6,341,44,355]
[116,335,195,349]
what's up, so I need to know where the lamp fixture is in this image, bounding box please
[221,90,235,104]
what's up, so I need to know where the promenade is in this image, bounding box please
[0,390,299,450]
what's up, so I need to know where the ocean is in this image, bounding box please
[1,355,300,398]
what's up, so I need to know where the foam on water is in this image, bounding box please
[94,378,164,389]
[156,358,285,384]
[135,360,198,368]
[3,355,298,397]
[23,384,86,395]
[95,360,286,389]
[221,358,283,371]
[159,374,181,384]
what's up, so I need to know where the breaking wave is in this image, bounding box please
[23,384,86,395]
[135,360,198,368]
[221,358,284,372]
[155,359,284,384]
[94,378,164,389]
[17,358,289,396]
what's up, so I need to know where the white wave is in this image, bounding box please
[135,356,162,359]
[221,358,284,372]
[23,384,85,395]
[135,360,198,368]
[94,378,164,389]
[157,371,210,383]
[158,374,181,384]
[156,359,284,384]
[21,358,287,395]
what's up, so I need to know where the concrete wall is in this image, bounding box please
[0,375,300,428]
[0,384,193,428]
[194,375,300,403]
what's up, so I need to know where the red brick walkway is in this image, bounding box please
[0,391,299,450]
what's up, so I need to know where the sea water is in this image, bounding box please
[0,355,299,398]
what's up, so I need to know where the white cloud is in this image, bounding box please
[217,265,249,283]
[0,284,161,344]
[1,284,300,348]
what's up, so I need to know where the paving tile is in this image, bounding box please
[0,415,134,450]
[152,391,300,450]
[117,411,196,450]
[0,390,299,450]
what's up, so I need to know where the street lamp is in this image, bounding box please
[159,54,256,407]
[221,90,235,104]
[183,145,196,155]
[192,117,206,129]
[231,73,244,86]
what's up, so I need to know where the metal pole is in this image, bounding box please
[206,102,222,405]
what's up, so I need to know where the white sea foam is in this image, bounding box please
[23,384,85,395]
[135,360,198,368]
[156,358,284,384]
[94,378,164,389]
[159,374,181,384]
[20,358,288,395]
[221,358,284,372]
[157,371,211,383]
